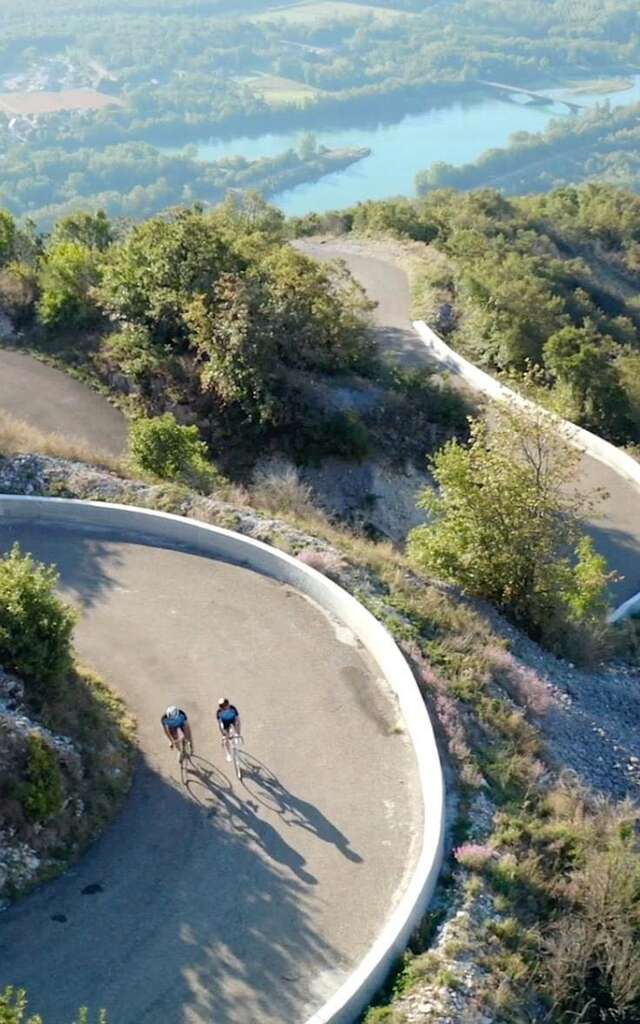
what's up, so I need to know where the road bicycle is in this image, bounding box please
[172,736,193,766]
[221,728,244,781]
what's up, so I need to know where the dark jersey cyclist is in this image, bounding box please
[217,697,241,762]
[161,705,193,751]
[216,697,241,736]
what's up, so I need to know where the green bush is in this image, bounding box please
[21,735,63,823]
[408,404,612,656]
[129,413,221,492]
[0,545,76,705]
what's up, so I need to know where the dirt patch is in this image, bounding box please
[0,90,121,116]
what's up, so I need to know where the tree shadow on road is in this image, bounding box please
[0,522,124,610]
[1,755,341,1024]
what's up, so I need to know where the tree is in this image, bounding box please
[544,325,633,441]
[51,210,113,252]
[186,277,278,424]
[408,405,612,652]
[97,209,242,342]
[0,210,16,268]
[0,545,77,705]
[37,242,101,330]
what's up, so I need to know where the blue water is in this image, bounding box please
[164,77,640,215]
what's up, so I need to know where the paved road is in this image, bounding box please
[297,239,640,605]
[0,523,422,1023]
[0,349,127,457]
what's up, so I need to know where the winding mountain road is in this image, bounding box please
[1,237,639,1020]
[296,239,640,606]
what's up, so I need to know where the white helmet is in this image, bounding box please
[166,705,179,718]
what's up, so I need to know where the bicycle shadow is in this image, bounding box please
[237,752,363,865]
[182,753,317,885]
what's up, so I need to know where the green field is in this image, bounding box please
[237,72,324,106]
[251,1,409,26]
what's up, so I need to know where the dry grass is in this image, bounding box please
[0,410,125,474]
[296,546,346,580]
[251,459,319,518]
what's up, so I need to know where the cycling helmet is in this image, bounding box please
[166,705,180,719]
[218,697,229,708]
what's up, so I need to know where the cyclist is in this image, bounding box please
[161,705,193,756]
[216,697,241,761]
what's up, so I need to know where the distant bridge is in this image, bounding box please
[477,80,583,113]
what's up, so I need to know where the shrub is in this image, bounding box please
[0,545,76,705]
[454,843,496,871]
[252,460,317,517]
[21,735,64,823]
[408,404,613,656]
[129,414,221,492]
[296,547,346,581]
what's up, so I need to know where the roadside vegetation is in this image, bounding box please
[292,182,640,448]
[0,988,105,1023]
[409,403,612,660]
[0,544,136,904]
[0,414,638,1021]
[0,196,468,480]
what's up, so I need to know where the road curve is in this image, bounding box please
[296,239,640,605]
[2,248,639,601]
[0,521,422,1023]
[0,348,127,457]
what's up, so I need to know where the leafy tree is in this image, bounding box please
[254,245,376,374]
[0,211,16,268]
[51,211,113,252]
[97,209,241,341]
[0,544,77,705]
[187,278,278,424]
[129,413,219,490]
[408,405,612,653]
[37,242,101,330]
[544,325,632,441]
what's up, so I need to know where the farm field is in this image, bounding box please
[237,73,324,106]
[0,89,120,116]
[251,1,409,26]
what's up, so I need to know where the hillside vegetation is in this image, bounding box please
[293,182,640,446]
[0,196,467,479]
[417,100,640,197]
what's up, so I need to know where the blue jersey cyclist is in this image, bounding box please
[161,705,193,752]
[217,697,241,759]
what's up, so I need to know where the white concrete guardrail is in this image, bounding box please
[0,495,445,1024]
[413,320,640,624]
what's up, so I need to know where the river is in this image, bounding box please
[164,77,640,216]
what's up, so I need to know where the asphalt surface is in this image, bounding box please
[0,524,422,1023]
[0,349,127,457]
[296,239,640,605]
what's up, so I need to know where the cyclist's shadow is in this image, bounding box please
[181,753,232,815]
[237,751,363,864]
[183,752,317,884]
